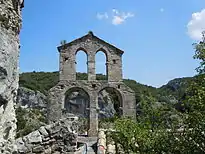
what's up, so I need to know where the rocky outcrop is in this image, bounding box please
[64,90,89,118]
[0,0,23,153]
[15,117,78,153]
[17,87,48,113]
[17,87,117,119]
[15,88,48,138]
[98,90,116,118]
[64,89,117,119]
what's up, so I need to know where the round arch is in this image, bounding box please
[96,48,108,61]
[75,47,88,55]
[75,48,88,80]
[96,48,109,79]
[98,87,123,118]
[63,87,90,118]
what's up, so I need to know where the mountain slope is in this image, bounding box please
[19,71,200,104]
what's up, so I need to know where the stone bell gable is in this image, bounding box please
[57,31,124,82]
[48,32,136,137]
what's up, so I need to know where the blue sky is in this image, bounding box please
[20,0,205,87]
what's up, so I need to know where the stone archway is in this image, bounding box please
[63,87,90,117]
[63,87,90,135]
[98,87,123,118]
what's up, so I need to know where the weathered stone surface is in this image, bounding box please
[107,144,116,154]
[64,89,116,118]
[98,90,116,118]
[15,137,28,153]
[39,126,49,137]
[17,87,48,113]
[15,116,79,153]
[27,130,42,144]
[0,0,23,152]
[98,130,106,140]
[32,145,44,153]
[97,130,107,154]
[48,32,136,137]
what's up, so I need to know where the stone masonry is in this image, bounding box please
[48,32,136,137]
[0,0,24,153]
[15,116,78,153]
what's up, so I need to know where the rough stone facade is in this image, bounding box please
[15,116,78,153]
[48,32,136,137]
[0,0,24,153]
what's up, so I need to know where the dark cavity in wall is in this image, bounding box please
[0,95,7,106]
[0,67,7,79]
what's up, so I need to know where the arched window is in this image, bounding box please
[95,50,107,80]
[76,50,88,80]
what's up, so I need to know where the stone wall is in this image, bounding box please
[0,0,23,153]
[15,117,78,153]
[48,80,136,137]
[58,32,124,82]
[49,32,136,137]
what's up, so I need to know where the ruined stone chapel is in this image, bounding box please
[48,32,136,136]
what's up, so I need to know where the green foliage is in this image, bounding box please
[16,107,46,138]
[111,118,152,153]
[19,72,162,108]
[107,93,184,153]
[158,77,193,101]
[19,70,193,107]
[109,31,205,153]
[19,72,109,95]
[123,79,157,103]
[193,31,205,74]
[16,107,27,131]
[181,73,205,153]
[19,71,59,95]
[184,32,205,145]
[78,117,88,134]
[110,117,183,153]
[99,116,119,129]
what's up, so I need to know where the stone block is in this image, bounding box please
[27,130,42,144]
[32,145,44,153]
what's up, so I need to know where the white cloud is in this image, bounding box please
[112,11,134,25]
[96,9,134,25]
[187,9,205,40]
[112,9,119,15]
[112,16,124,25]
[97,12,108,20]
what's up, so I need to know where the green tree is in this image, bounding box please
[193,31,205,74]
[110,31,205,153]
[181,31,205,153]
